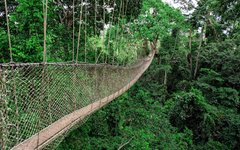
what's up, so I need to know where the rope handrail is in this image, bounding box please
[0,55,149,68]
[0,48,153,68]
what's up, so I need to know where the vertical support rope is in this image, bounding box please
[93,0,98,112]
[46,71,53,124]
[95,0,106,64]
[120,0,130,66]
[124,0,130,53]
[99,65,106,107]
[37,64,46,150]
[94,0,97,62]
[103,0,106,63]
[12,66,19,144]
[0,66,8,150]
[104,0,112,63]
[38,0,48,148]
[108,0,115,64]
[73,66,77,110]
[76,0,84,63]
[106,0,110,62]
[72,0,75,62]
[43,0,48,63]
[120,0,125,39]
[84,1,87,63]
[115,0,123,66]
[4,0,13,63]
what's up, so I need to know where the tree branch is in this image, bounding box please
[118,137,134,150]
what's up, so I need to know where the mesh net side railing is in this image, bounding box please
[0,51,154,150]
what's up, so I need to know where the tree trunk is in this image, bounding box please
[158,56,161,65]
[188,29,193,78]
[194,22,207,79]
[143,39,149,55]
[164,70,167,85]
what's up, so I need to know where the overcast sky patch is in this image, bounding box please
[162,0,198,14]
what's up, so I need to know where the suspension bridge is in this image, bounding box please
[0,0,156,149]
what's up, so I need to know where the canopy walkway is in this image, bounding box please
[1,0,156,149]
[1,50,154,150]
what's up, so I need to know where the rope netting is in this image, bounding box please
[0,0,154,149]
[0,53,154,149]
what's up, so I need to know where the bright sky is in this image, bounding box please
[162,0,198,14]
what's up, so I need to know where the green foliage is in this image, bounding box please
[191,0,240,38]
[131,0,186,41]
[0,0,144,63]
[0,28,9,62]
[58,0,239,149]
[58,84,194,150]
[86,25,144,65]
[214,87,239,108]
[9,0,44,62]
[1,0,239,149]
[200,39,240,88]
[164,89,218,142]
[194,139,230,150]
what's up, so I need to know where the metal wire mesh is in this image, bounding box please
[0,52,153,150]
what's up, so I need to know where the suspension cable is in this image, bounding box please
[107,0,115,63]
[43,0,48,63]
[72,0,75,62]
[84,0,88,62]
[110,0,116,64]
[76,0,84,63]
[114,0,123,65]
[104,0,112,63]
[120,0,128,40]
[94,0,97,62]
[102,0,106,62]
[4,0,13,63]
[95,0,106,64]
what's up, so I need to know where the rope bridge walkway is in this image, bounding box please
[1,51,154,150]
[1,0,156,149]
